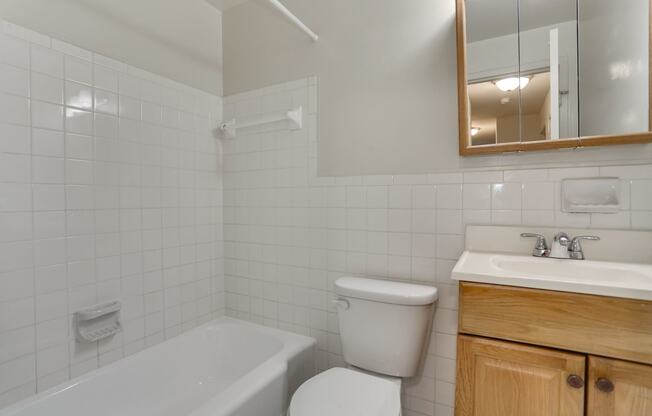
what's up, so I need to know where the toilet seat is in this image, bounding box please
[288,367,401,416]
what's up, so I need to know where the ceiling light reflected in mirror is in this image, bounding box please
[493,76,531,92]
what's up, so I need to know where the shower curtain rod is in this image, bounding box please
[268,0,319,41]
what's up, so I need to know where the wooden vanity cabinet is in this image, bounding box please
[455,282,652,416]
[588,356,652,416]
[456,335,585,416]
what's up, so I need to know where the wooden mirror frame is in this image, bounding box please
[456,0,652,156]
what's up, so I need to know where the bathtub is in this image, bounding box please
[0,317,316,416]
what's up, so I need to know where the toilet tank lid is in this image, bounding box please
[334,277,438,306]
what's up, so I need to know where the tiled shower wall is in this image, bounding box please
[222,77,652,416]
[0,22,224,407]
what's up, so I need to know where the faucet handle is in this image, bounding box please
[521,233,549,257]
[568,235,600,260]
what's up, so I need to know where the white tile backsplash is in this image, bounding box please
[222,77,652,416]
[0,22,224,407]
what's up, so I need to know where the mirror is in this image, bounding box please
[456,0,652,154]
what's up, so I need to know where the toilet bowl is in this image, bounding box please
[288,277,437,415]
[288,367,401,416]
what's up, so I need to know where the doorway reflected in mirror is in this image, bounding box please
[469,71,551,146]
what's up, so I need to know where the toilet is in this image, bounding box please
[289,277,438,416]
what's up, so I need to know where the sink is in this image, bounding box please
[452,251,652,301]
[491,257,651,284]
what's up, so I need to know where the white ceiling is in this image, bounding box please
[470,72,550,118]
[205,0,249,12]
[466,0,576,42]
[71,0,223,69]
[0,0,225,93]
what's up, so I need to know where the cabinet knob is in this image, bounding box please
[595,378,615,393]
[567,374,584,389]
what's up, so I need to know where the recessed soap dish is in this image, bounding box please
[74,300,121,343]
[561,177,621,213]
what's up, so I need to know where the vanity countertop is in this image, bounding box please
[452,250,652,301]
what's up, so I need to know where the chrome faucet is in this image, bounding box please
[550,232,570,259]
[520,233,549,257]
[567,235,600,260]
[521,232,600,260]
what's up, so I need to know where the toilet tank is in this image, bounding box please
[334,277,438,378]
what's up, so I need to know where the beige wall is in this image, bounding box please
[497,114,544,143]
[223,0,652,176]
[0,0,223,95]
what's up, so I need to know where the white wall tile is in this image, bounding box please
[31,101,63,130]
[118,73,141,98]
[32,129,64,157]
[600,164,652,179]
[65,134,93,160]
[522,182,554,210]
[0,213,32,243]
[491,183,522,210]
[631,179,652,210]
[462,184,490,209]
[412,210,436,234]
[632,211,652,229]
[412,185,436,209]
[0,93,30,125]
[65,81,93,111]
[94,65,118,92]
[0,34,30,69]
[0,326,34,363]
[366,186,387,208]
[388,233,411,256]
[0,268,33,302]
[522,210,555,226]
[388,209,411,232]
[548,166,600,181]
[0,63,28,97]
[0,25,224,406]
[388,185,412,209]
[464,170,502,184]
[437,210,463,235]
[590,211,631,229]
[0,123,30,154]
[32,185,65,211]
[34,264,67,295]
[65,108,93,135]
[462,209,490,225]
[412,234,436,258]
[491,210,522,225]
[65,56,92,85]
[0,355,35,394]
[94,90,118,115]
[436,185,462,209]
[32,157,64,184]
[0,153,30,183]
[31,45,63,78]
[0,241,33,274]
[31,72,64,104]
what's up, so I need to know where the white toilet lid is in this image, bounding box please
[289,368,401,416]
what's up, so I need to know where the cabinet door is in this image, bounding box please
[455,335,585,416]
[588,356,652,416]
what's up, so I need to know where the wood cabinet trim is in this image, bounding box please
[458,282,652,365]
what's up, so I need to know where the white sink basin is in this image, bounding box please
[452,251,652,301]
